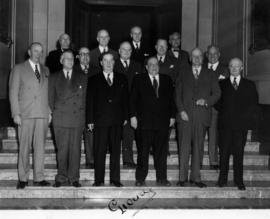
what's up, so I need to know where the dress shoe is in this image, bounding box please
[189,180,207,188]
[135,180,146,186]
[210,164,219,170]
[110,181,123,187]
[123,162,136,169]
[72,181,81,187]
[216,181,227,187]
[33,180,50,186]
[92,182,104,186]
[156,179,171,186]
[235,183,246,191]
[16,181,28,189]
[176,180,187,187]
[85,163,94,169]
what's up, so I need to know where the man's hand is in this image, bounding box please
[180,111,189,121]
[13,115,21,126]
[130,116,137,129]
[123,120,127,126]
[87,123,94,132]
[48,114,52,124]
[169,118,175,127]
[196,99,208,107]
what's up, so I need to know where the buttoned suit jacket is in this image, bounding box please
[130,40,152,65]
[9,60,50,119]
[158,54,180,84]
[167,49,190,66]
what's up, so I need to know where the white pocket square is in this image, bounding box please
[218,75,226,80]
[169,65,174,68]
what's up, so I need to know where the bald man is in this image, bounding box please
[90,29,118,73]
[114,41,142,168]
[175,48,220,188]
[216,58,258,190]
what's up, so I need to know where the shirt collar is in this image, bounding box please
[208,61,219,71]
[157,55,165,62]
[133,41,141,48]
[99,46,108,53]
[80,64,89,70]
[192,65,202,74]
[28,59,40,71]
[120,58,130,65]
[230,75,241,84]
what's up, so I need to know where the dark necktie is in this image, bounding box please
[194,68,199,79]
[107,73,112,86]
[135,43,139,50]
[66,71,70,80]
[159,56,163,64]
[153,76,158,98]
[232,77,238,90]
[35,64,40,83]
[173,48,179,52]
[84,65,88,74]
[124,60,128,69]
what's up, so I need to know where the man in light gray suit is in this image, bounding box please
[9,42,51,189]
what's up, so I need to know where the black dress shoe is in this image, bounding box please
[92,182,104,186]
[176,180,186,187]
[216,181,227,187]
[16,181,28,189]
[156,179,171,186]
[72,181,81,187]
[123,162,136,169]
[135,180,146,186]
[110,181,123,187]
[189,180,207,188]
[85,163,94,169]
[235,183,246,191]
[53,181,62,187]
[33,180,50,186]
[210,164,219,170]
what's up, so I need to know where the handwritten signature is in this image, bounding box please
[108,188,156,215]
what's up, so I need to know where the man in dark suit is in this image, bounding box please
[114,41,142,169]
[155,39,179,85]
[46,33,77,74]
[49,51,87,187]
[90,29,118,74]
[202,45,230,170]
[74,47,96,169]
[167,32,189,67]
[216,58,258,190]
[87,52,129,187]
[129,26,151,65]
[130,56,175,187]
[175,48,221,188]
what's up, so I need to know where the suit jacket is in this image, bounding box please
[130,73,175,130]
[158,54,179,84]
[114,59,142,90]
[49,69,87,127]
[217,78,258,130]
[89,47,118,74]
[204,62,229,80]
[175,65,221,127]
[73,64,97,79]
[9,60,50,119]
[130,41,151,65]
[167,49,190,66]
[86,72,128,127]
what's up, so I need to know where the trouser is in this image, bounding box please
[54,126,83,183]
[122,121,135,164]
[136,128,168,181]
[18,118,48,182]
[84,128,94,165]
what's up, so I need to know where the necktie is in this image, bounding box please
[35,64,40,83]
[84,65,88,74]
[107,73,112,86]
[232,77,238,90]
[194,68,199,79]
[124,60,128,69]
[66,71,70,80]
[173,48,179,52]
[135,43,139,50]
[159,56,163,64]
[208,64,212,70]
[153,76,158,98]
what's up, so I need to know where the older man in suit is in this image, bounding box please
[49,50,87,187]
[130,56,175,187]
[9,42,51,189]
[175,48,221,188]
[87,52,128,187]
[90,29,118,74]
[216,58,258,190]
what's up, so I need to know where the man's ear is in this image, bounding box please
[27,49,31,57]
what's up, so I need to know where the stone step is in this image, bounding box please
[0,169,269,181]
[5,127,253,141]
[0,153,267,166]
[0,185,270,199]
[1,139,260,153]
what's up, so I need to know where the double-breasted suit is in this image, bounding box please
[9,60,50,182]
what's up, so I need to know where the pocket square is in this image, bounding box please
[169,65,174,68]
[79,85,82,89]
[218,75,226,80]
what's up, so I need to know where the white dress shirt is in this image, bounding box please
[157,55,165,63]
[230,75,241,86]
[103,71,114,83]
[63,69,72,79]
[148,74,159,86]
[28,59,40,72]
[120,58,130,68]
[99,46,108,53]
[133,41,141,49]
[208,61,219,71]
[192,66,202,76]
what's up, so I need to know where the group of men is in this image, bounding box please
[9,25,258,191]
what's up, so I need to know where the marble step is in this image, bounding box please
[0,153,267,166]
[1,139,260,153]
[0,185,270,199]
[0,169,269,181]
[5,127,253,141]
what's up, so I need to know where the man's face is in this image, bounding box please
[169,34,181,48]
[146,58,159,76]
[191,49,203,66]
[62,52,74,70]
[79,48,90,66]
[119,43,132,60]
[59,34,70,49]
[101,54,115,73]
[229,59,243,77]
[28,44,43,63]
[97,30,110,47]
[155,40,168,56]
[207,47,220,64]
[130,27,142,43]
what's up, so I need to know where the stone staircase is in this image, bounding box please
[0,127,270,208]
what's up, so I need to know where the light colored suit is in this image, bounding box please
[9,60,50,182]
